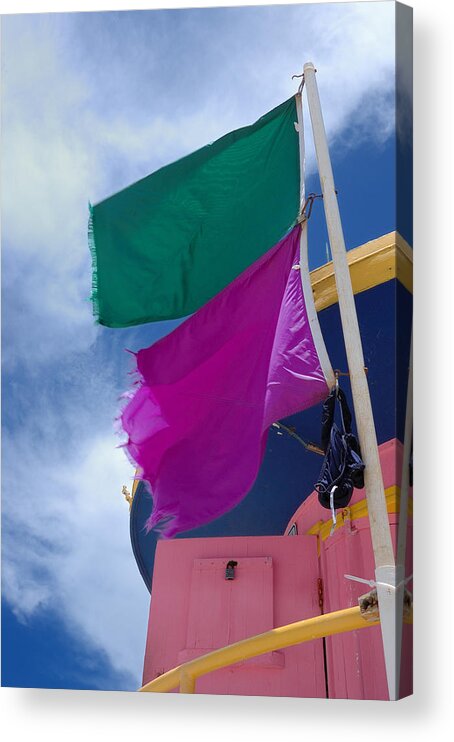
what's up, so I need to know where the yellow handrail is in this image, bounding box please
[139,605,386,694]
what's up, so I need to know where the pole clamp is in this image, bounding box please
[297,192,323,223]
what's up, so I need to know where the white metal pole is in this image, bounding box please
[295,91,335,390]
[303,62,398,700]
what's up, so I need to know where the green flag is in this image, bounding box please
[89,97,299,327]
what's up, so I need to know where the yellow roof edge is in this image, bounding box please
[310,231,413,312]
[131,475,141,498]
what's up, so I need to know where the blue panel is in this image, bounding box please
[131,279,412,591]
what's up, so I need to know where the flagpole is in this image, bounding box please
[295,90,335,390]
[303,62,398,700]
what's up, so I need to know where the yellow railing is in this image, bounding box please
[306,485,413,543]
[139,604,393,694]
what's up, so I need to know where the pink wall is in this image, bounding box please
[143,438,412,699]
[143,535,327,697]
[285,438,413,700]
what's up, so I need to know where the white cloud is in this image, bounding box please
[85,1,396,193]
[2,418,149,686]
[2,3,397,366]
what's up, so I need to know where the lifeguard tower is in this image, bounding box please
[126,231,413,699]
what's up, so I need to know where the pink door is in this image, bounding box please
[143,535,326,698]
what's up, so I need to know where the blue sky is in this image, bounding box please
[1,2,404,691]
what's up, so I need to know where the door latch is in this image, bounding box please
[225,560,238,580]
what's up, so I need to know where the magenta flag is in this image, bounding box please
[121,225,329,537]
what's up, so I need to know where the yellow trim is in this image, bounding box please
[306,485,413,542]
[131,472,141,498]
[310,231,413,313]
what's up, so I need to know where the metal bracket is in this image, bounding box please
[359,587,413,623]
